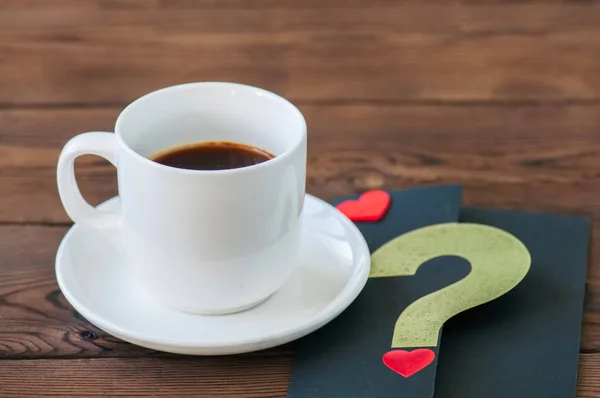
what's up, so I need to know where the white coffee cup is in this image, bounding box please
[57,82,307,315]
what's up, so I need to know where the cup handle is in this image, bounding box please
[57,132,121,229]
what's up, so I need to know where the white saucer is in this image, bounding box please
[56,194,370,355]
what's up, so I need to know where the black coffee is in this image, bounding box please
[151,141,275,171]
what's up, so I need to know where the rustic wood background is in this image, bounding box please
[2,0,600,396]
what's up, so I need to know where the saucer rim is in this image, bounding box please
[55,193,370,355]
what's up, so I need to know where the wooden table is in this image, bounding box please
[2,1,600,396]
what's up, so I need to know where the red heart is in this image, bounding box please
[382,349,436,377]
[335,190,391,222]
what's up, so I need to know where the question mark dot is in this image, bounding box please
[382,349,435,377]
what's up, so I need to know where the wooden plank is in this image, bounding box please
[2,2,600,103]
[0,357,292,397]
[3,354,600,397]
[2,104,600,223]
[1,0,596,8]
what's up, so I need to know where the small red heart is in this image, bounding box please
[382,349,436,377]
[335,190,391,222]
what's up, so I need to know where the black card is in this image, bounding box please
[288,185,464,398]
[288,190,590,398]
[431,207,589,398]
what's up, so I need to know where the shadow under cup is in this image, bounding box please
[113,83,308,315]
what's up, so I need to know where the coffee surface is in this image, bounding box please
[151,141,275,171]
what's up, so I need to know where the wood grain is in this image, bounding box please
[4,352,600,397]
[2,104,600,223]
[2,1,600,104]
[0,357,292,397]
[2,0,600,396]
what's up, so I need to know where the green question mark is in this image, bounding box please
[370,223,531,377]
